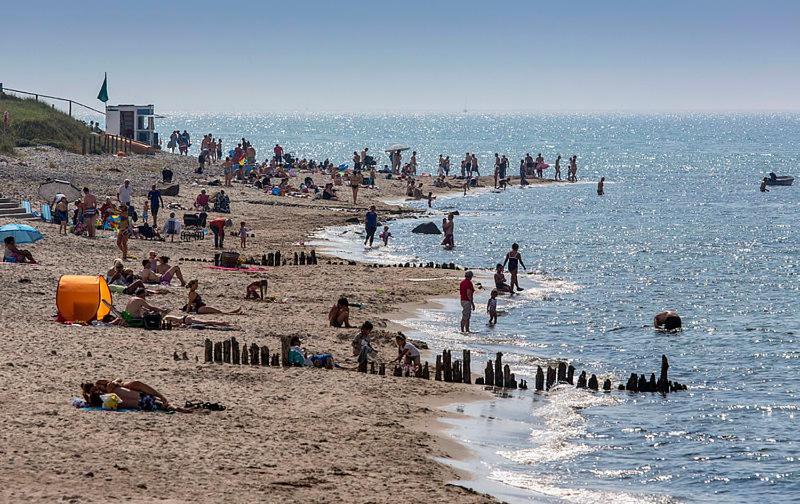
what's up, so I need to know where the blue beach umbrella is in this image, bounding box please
[0,223,44,244]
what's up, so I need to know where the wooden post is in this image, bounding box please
[557,362,566,383]
[435,355,442,381]
[494,352,503,388]
[603,379,612,391]
[280,335,291,367]
[588,374,599,391]
[275,251,281,266]
[250,343,259,365]
[393,365,402,377]
[443,350,452,382]
[267,252,274,266]
[299,251,306,265]
[370,361,376,374]
[657,354,669,393]
[421,361,429,379]
[452,360,461,383]
[294,252,299,265]
[638,374,647,392]
[576,371,587,388]
[358,356,367,373]
[535,366,544,391]
[509,373,517,389]
[379,363,385,375]
[204,339,213,363]
[546,366,555,390]
[231,337,240,364]
[223,339,231,363]
[625,373,638,392]
[261,346,269,366]
[503,364,511,389]
[309,250,317,265]
[271,354,279,366]
[567,365,575,385]
[462,349,471,384]
[241,343,249,364]
[485,361,494,387]
[213,342,222,363]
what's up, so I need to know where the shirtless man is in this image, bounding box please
[82,187,98,238]
[597,177,605,196]
[139,259,186,286]
[470,153,480,177]
[122,288,169,319]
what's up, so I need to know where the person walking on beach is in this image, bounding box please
[493,153,501,188]
[147,184,164,227]
[350,169,361,204]
[503,243,526,292]
[462,152,470,178]
[364,205,378,247]
[116,206,131,260]
[569,155,578,182]
[525,153,535,179]
[459,271,476,333]
[274,143,283,163]
[597,177,605,196]
[499,155,508,183]
[82,187,97,238]
[470,153,480,177]
[519,159,528,186]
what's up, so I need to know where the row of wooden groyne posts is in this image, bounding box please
[201,335,686,395]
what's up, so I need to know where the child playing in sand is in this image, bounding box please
[142,201,150,224]
[380,225,392,246]
[239,222,248,248]
[393,334,421,371]
[487,289,498,325]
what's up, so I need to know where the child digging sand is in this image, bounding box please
[239,221,248,248]
[487,289,498,325]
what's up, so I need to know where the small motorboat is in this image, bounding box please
[764,173,794,186]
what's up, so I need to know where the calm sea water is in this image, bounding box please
[161,113,800,502]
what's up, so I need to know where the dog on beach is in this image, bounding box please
[246,279,269,300]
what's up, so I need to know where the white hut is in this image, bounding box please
[105,104,160,147]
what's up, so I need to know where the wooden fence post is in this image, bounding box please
[204,339,212,363]
[576,371,587,389]
[567,365,575,385]
[435,355,442,381]
[213,342,222,363]
[443,350,452,382]
[535,365,544,391]
[280,335,291,367]
[557,362,566,383]
[223,339,231,363]
[260,346,269,366]
[462,349,471,384]
[249,343,259,365]
[231,337,240,364]
[494,352,503,388]
[485,361,494,386]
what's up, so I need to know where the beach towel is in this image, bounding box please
[41,203,53,223]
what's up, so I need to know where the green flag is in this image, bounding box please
[97,73,108,103]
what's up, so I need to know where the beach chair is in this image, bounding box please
[22,200,32,214]
[40,203,53,223]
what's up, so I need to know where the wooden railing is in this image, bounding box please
[0,82,105,117]
[83,133,133,155]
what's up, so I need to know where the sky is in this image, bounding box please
[1,0,799,113]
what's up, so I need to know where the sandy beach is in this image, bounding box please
[0,147,554,503]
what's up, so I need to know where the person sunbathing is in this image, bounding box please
[139,259,186,286]
[4,236,37,263]
[105,260,156,295]
[155,256,186,285]
[184,279,242,315]
[194,190,210,211]
[162,314,235,328]
[328,297,352,328]
[80,379,188,412]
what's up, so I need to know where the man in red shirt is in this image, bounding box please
[459,270,476,333]
[274,144,283,163]
[209,217,232,249]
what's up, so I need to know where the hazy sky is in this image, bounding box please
[2,0,799,113]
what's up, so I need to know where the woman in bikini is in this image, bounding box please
[116,207,131,260]
[185,279,242,315]
[80,379,189,412]
[503,242,526,292]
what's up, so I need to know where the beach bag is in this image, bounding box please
[143,312,163,330]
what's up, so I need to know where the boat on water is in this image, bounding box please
[764,173,794,186]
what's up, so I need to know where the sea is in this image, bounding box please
[159,113,800,503]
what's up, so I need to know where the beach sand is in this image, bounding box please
[0,148,552,502]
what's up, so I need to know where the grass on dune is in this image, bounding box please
[0,93,92,155]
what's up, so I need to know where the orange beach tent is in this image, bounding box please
[56,275,112,322]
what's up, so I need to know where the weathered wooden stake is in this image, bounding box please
[657,354,669,393]
[271,354,279,366]
[576,371,587,388]
[358,356,367,373]
[421,362,430,379]
[557,362,566,382]
[204,338,213,363]
[535,366,544,391]
[213,342,222,363]
[462,349,471,384]
[503,364,511,389]
[242,345,249,365]
[546,366,556,390]
[494,352,503,388]
[260,346,269,366]
[280,335,291,367]
[223,339,231,363]
[379,363,386,375]
[443,350,452,382]
[435,355,442,381]
[567,365,575,385]
[299,251,306,265]
[250,343,260,365]
[231,337,240,364]
[588,374,599,391]
[603,378,612,391]
[485,361,494,387]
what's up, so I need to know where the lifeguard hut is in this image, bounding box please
[105,104,160,147]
